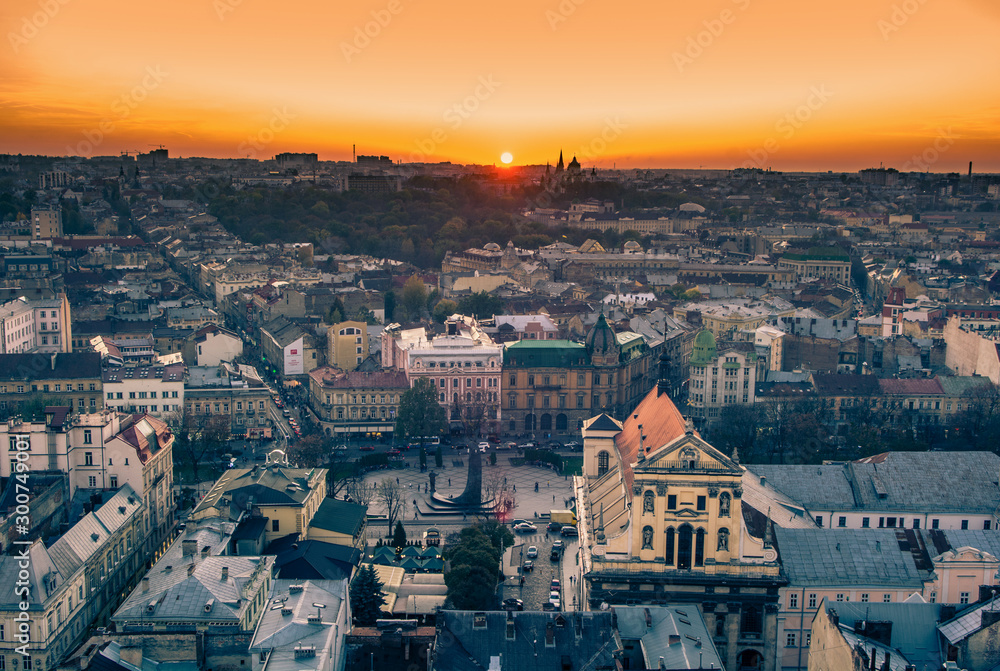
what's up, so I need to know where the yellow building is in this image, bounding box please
[577,364,794,670]
[328,320,369,371]
[190,458,327,543]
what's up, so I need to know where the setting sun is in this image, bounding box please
[500,152,513,165]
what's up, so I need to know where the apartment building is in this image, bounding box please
[185,363,274,439]
[0,294,72,354]
[777,247,851,283]
[327,320,368,372]
[0,352,103,416]
[30,206,63,239]
[687,329,757,429]
[101,362,185,424]
[307,366,408,439]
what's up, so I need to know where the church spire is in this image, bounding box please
[556,150,564,173]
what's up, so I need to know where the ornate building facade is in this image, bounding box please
[575,358,797,670]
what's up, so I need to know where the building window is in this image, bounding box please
[597,451,609,476]
[789,593,798,609]
[88,476,96,488]
[883,594,891,603]
[961,520,969,530]
[816,516,823,527]
[838,516,847,527]
[84,452,93,466]
[862,517,870,528]
[808,594,817,608]
[83,429,92,445]
[931,519,939,529]
[696,496,706,511]
[960,592,970,604]
[110,476,118,488]
[272,520,280,532]
[667,494,677,510]
[835,594,844,602]
[860,593,868,602]
[786,632,796,647]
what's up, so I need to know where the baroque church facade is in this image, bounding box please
[574,355,809,670]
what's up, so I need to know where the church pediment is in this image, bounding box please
[673,508,702,518]
[641,434,741,474]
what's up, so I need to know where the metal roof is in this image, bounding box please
[775,528,928,588]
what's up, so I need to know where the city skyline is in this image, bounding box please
[3,0,999,171]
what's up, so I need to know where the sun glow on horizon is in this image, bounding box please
[500,152,513,165]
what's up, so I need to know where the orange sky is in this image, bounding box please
[2,0,999,171]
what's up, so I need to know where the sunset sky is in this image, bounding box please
[2,0,999,171]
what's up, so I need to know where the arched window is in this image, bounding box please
[597,451,609,476]
[719,492,731,518]
[695,528,706,567]
[665,528,675,565]
[677,525,693,569]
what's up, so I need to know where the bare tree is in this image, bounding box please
[377,479,407,533]
[456,392,500,439]
[482,466,505,504]
[176,412,231,483]
[345,477,375,507]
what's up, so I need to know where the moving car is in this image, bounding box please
[547,522,563,532]
[503,598,524,611]
[548,598,561,611]
[552,540,564,553]
[521,560,533,572]
[359,444,375,451]
[550,548,561,562]
[526,546,538,559]
[514,522,537,533]
[565,441,582,452]
[560,526,579,538]
[477,441,490,452]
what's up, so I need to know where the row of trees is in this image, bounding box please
[710,384,1000,464]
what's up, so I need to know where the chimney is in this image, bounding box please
[668,634,681,645]
[545,622,555,647]
[182,539,197,556]
[982,610,1000,629]
[659,657,667,671]
[221,566,229,580]
[644,608,652,629]
[119,646,143,669]
[141,577,149,593]
[869,650,877,671]
[51,354,57,370]
[881,652,891,671]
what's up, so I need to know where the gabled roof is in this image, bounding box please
[939,595,1000,644]
[614,385,691,490]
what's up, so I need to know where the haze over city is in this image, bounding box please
[3,0,1000,171]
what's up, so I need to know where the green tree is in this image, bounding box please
[391,521,407,548]
[443,524,511,609]
[401,276,428,320]
[350,564,386,626]
[433,299,458,323]
[457,291,503,320]
[395,378,446,448]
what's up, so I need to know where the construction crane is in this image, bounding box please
[148,144,167,150]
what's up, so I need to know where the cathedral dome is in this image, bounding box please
[690,329,718,366]
[586,312,619,361]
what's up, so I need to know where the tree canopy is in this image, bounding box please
[350,564,386,626]
[395,378,446,442]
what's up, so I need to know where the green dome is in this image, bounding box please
[586,312,619,359]
[689,329,717,366]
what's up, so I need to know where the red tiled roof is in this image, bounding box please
[614,386,690,491]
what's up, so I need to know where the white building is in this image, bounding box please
[687,329,757,428]
[102,362,186,424]
[191,324,243,366]
[0,294,72,354]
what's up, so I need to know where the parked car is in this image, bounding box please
[549,590,561,602]
[511,519,529,527]
[565,441,582,452]
[548,597,561,611]
[503,441,517,450]
[550,549,561,561]
[477,441,490,452]
[552,540,565,553]
[334,444,348,451]
[547,522,563,532]
[560,526,579,538]
[526,546,538,559]
[550,579,561,592]
[542,601,557,611]
[521,560,533,572]
[359,444,375,451]
[514,522,537,533]
[519,441,536,450]
[503,598,524,611]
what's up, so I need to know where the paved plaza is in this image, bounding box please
[361,455,575,523]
